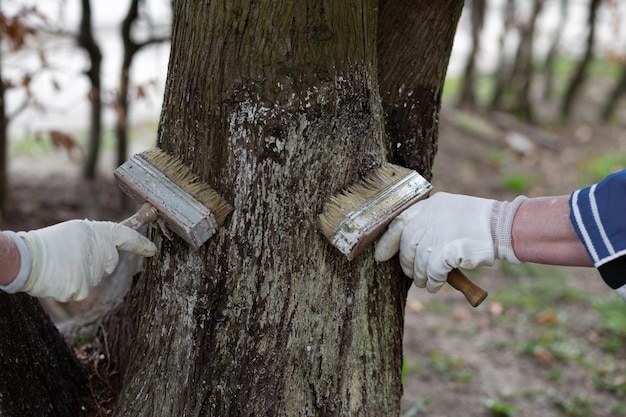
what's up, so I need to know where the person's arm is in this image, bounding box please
[374,169,626,300]
[373,191,602,294]
[512,196,592,267]
[0,220,156,302]
[0,231,21,286]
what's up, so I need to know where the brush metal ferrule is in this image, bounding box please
[115,155,218,249]
[331,171,432,260]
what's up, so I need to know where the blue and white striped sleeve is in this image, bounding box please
[569,169,626,301]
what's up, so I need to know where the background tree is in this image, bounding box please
[542,0,568,101]
[560,0,602,121]
[489,0,516,111]
[507,0,544,121]
[0,44,7,218]
[77,0,103,179]
[601,57,626,121]
[115,0,170,169]
[457,0,486,110]
[0,6,45,217]
[105,1,463,415]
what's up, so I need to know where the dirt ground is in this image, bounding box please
[1,103,626,416]
[399,104,626,416]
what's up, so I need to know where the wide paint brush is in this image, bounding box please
[114,149,232,249]
[319,163,488,307]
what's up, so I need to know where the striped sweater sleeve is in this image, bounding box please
[569,169,626,301]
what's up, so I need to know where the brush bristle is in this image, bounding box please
[139,149,233,226]
[319,163,414,238]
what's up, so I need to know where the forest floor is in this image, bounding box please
[1,93,626,417]
[399,102,626,417]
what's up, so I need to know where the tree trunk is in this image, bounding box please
[379,0,463,175]
[116,0,141,170]
[457,0,486,111]
[110,1,462,415]
[509,0,544,122]
[79,0,103,180]
[489,0,516,111]
[0,293,87,416]
[601,65,626,122]
[0,47,7,219]
[560,0,601,122]
[542,0,568,101]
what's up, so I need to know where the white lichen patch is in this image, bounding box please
[265,136,285,153]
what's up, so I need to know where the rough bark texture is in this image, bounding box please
[378,0,463,178]
[0,293,86,416]
[111,1,462,416]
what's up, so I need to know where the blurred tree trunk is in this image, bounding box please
[115,0,139,171]
[490,0,516,111]
[78,0,103,179]
[0,48,7,219]
[601,63,626,121]
[0,293,87,416]
[509,0,544,121]
[542,0,568,101]
[108,1,462,416]
[560,0,602,121]
[457,0,486,110]
[115,0,170,169]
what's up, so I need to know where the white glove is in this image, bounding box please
[3,220,156,302]
[374,192,527,293]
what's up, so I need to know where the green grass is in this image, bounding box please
[590,296,626,353]
[8,133,57,158]
[401,397,434,417]
[577,152,626,186]
[592,296,626,337]
[553,394,594,417]
[495,264,584,311]
[500,172,536,194]
[482,397,521,417]
[430,350,472,383]
[8,122,158,159]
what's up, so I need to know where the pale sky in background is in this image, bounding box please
[2,0,172,136]
[1,0,625,136]
[3,0,171,28]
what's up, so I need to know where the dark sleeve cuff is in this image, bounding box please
[569,169,626,267]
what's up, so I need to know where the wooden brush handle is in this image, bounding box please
[121,202,159,231]
[447,268,488,307]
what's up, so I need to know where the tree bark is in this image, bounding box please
[110,1,462,415]
[378,0,463,175]
[0,293,87,416]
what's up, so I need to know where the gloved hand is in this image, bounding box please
[374,192,527,293]
[4,220,156,302]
